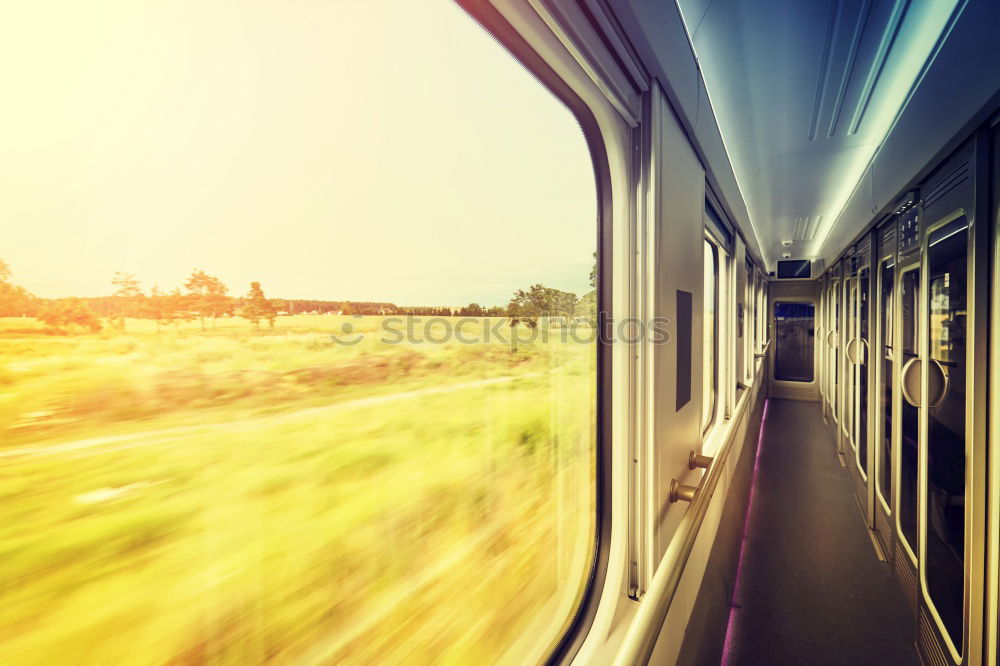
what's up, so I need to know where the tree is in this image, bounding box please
[0,259,37,317]
[144,286,172,332]
[458,303,484,317]
[575,289,597,324]
[241,281,276,330]
[589,251,597,289]
[507,284,577,328]
[111,272,142,330]
[167,288,193,328]
[184,269,231,331]
[38,298,101,333]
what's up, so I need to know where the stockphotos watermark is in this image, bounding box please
[328,315,671,347]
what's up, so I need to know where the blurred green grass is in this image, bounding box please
[0,315,595,665]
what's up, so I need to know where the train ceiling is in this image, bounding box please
[660,0,1000,269]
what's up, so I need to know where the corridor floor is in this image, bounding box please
[721,399,918,666]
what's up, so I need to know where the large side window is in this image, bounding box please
[0,3,599,664]
[744,262,753,382]
[702,239,719,431]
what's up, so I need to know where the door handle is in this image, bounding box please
[901,357,921,407]
[845,338,869,365]
[900,357,949,408]
[827,330,838,348]
[927,358,949,408]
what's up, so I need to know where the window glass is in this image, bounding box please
[744,267,752,381]
[0,3,598,664]
[773,302,814,381]
[832,283,839,415]
[877,259,895,507]
[846,282,856,446]
[924,217,969,647]
[899,268,920,558]
[857,266,869,475]
[702,240,718,431]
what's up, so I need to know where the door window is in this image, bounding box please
[773,302,814,381]
[898,267,920,561]
[877,259,894,508]
[923,216,969,649]
[857,267,870,476]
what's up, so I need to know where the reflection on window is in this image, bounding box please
[924,218,968,649]
[702,240,718,431]
[0,3,597,664]
[877,260,894,507]
[773,302,814,382]
[857,267,869,476]
[898,268,920,559]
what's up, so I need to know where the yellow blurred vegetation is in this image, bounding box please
[0,315,595,665]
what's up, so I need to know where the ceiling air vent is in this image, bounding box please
[792,216,821,241]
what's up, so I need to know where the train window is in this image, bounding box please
[744,264,753,382]
[773,302,814,381]
[898,267,920,561]
[0,3,598,665]
[923,216,969,649]
[702,239,719,432]
[754,279,760,353]
[760,280,768,348]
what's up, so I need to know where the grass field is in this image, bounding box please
[0,315,596,665]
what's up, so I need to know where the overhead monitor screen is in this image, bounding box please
[777,259,811,279]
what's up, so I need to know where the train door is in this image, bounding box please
[989,123,1000,666]
[873,220,897,558]
[905,137,988,665]
[829,276,840,434]
[847,242,873,519]
[843,263,856,457]
[819,278,826,418]
[896,256,921,606]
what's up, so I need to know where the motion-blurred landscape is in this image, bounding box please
[0,262,596,665]
[1,1,599,661]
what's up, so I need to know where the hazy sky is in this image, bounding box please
[0,1,596,306]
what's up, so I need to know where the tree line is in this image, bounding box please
[0,259,597,333]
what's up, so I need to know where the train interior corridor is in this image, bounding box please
[5,1,1000,665]
[721,399,917,665]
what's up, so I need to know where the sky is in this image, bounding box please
[0,1,597,307]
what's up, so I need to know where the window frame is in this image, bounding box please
[454,3,614,663]
[702,214,733,439]
[772,300,817,383]
[701,237,719,434]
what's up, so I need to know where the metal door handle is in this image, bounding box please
[927,358,949,408]
[846,337,869,365]
[901,357,921,407]
[900,357,949,408]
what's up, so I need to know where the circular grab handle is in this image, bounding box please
[826,330,838,348]
[927,358,949,409]
[901,357,921,407]
[845,338,869,365]
[900,357,949,408]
